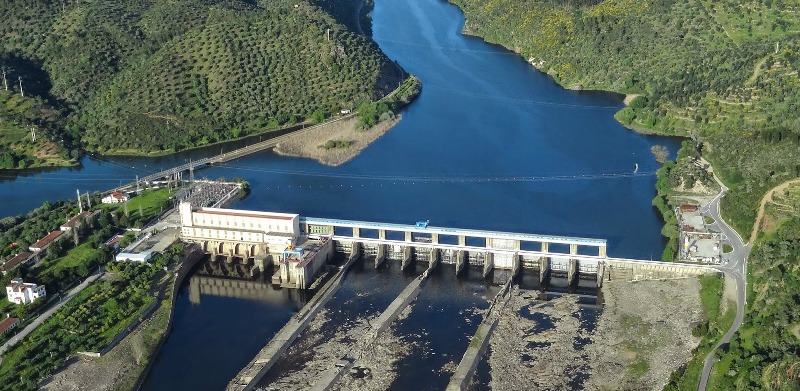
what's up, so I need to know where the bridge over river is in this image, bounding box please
[128,115,356,187]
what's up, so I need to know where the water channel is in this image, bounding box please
[1,0,682,389]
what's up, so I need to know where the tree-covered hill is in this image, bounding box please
[0,0,399,159]
[451,0,800,236]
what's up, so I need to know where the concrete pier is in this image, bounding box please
[429,248,440,270]
[540,257,550,284]
[456,250,466,275]
[401,246,413,270]
[312,263,435,391]
[349,242,361,262]
[512,254,521,279]
[446,272,513,391]
[597,261,606,288]
[483,252,494,278]
[375,244,386,269]
[568,259,578,286]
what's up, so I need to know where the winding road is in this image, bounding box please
[698,175,800,389]
[697,182,749,390]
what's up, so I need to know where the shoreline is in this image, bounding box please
[273,116,403,167]
[456,4,661,138]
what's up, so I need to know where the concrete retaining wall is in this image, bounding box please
[133,245,205,391]
[605,259,717,282]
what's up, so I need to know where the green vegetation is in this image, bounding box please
[0,187,172,297]
[0,0,401,164]
[0,262,160,390]
[628,359,650,378]
[451,0,800,242]
[322,139,353,149]
[0,89,74,169]
[705,196,800,390]
[356,75,421,129]
[100,188,175,226]
[0,200,79,259]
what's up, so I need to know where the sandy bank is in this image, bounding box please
[273,116,402,167]
[623,93,642,106]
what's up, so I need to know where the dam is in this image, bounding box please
[174,203,719,391]
[179,203,714,292]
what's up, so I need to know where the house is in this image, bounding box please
[60,211,92,231]
[104,234,124,251]
[6,278,46,305]
[679,204,699,213]
[0,252,33,275]
[0,315,20,334]
[28,231,64,252]
[102,191,129,204]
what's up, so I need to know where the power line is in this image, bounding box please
[212,162,656,182]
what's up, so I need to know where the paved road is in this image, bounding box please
[697,180,751,390]
[0,271,104,357]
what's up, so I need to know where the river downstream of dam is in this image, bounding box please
[2,0,683,389]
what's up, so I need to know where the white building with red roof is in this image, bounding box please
[102,190,129,204]
[5,278,46,305]
[0,315,20,334]
[28,230,64,252]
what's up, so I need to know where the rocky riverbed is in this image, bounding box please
[260,302,415,391]
[481,278,703,390]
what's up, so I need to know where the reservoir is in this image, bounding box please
[3,0,681,389]
[0,1,677,261]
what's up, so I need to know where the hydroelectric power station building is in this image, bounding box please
[178,202,331,289]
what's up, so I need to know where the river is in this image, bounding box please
[6,0,680,389]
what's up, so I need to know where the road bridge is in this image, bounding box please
[122,115,357,189]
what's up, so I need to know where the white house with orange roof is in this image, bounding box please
[5,278,46,305]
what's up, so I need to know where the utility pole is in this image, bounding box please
[327,28,330,41]
[30,126,36,142]
[77,189,83,213]
[776,41,780,54]
[136,175,140,193]
[17,77,23,97]
[2,69,7,91]
[85,192,91,208]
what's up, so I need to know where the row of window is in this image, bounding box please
[193,216,292,232]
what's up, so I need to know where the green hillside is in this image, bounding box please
[452,0,800,236]
[0,0,398,160]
